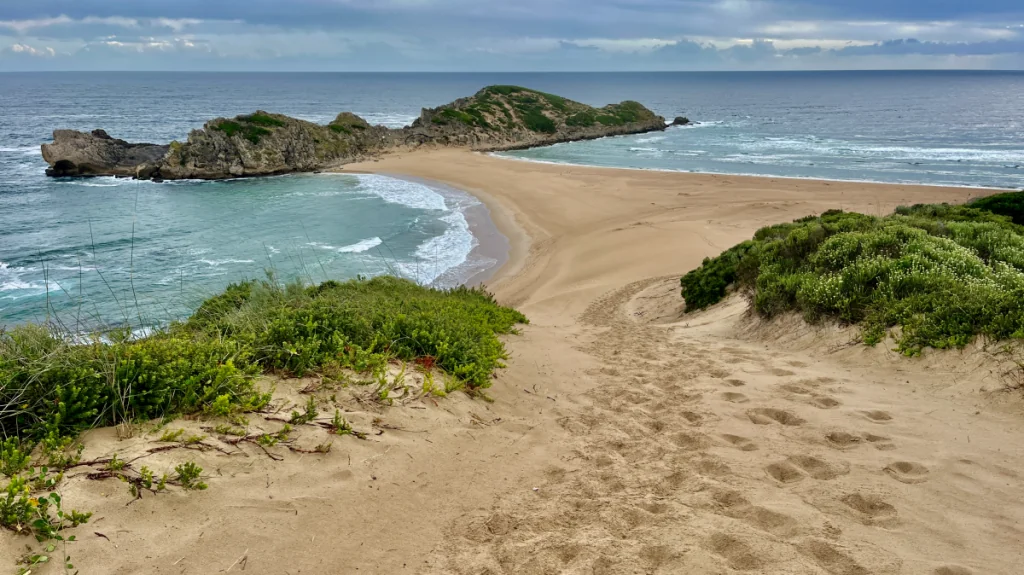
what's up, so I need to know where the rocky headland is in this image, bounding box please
[41,85,669,180]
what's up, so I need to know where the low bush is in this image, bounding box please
[1,276,526,445]
[680,205,1024,354]
[971,191,1024,226]
[243,113,286,128]
[184,276,527,387]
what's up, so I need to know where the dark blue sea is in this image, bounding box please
[2,71,1023,328]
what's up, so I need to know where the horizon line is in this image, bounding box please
[2,68,1023,74]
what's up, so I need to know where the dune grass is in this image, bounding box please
[680,203,1024,355]
[1,276,527,446]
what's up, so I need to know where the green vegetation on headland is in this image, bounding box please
[681,199,1024,355]
[1,276,526,547]
[427,85,661,136]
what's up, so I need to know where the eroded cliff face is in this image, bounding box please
[41,86,669,180]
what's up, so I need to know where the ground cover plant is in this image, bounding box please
[680,203,1024,355]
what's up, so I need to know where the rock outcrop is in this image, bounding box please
[42,129,170,177]
[41,86,668,181]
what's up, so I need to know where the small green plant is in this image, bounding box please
[213,424,247,436]
[330,410,352,436]
[39,433,83,471]
[106,453,126,472]
[289,396,318,425]
[257,424,292,447]
[174,462,207,491]
[1,438,30,478]
[158,429,185,443]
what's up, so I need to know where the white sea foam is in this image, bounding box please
[351,174,447,211]
[634,135,666,144]
[199,258,256,267]
[398,209,477,286]
[308,237,383,254]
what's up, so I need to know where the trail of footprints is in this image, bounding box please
[427,279,960,575]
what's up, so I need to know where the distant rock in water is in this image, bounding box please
[672,116,691,126]
[41,86,667,181]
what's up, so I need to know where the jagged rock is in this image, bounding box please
[41,130,169,177]
[41,86,667,180]
[672,116,691,126]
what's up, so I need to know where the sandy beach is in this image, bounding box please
[5,149,1024,574]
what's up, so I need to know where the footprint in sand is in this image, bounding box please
[706,533,767,571]
[862,410,894,423]
[810,395,842,409]
[826,431,864,450]
[884,461,930,484]
[680,411,704,425]
[789,455,850,480]
[748,408,805,426]
[713,491,799,537]
[799,539,870,575]
[720,434,759,452]
[933,566,973,575]
[671,431,710,451]
[864,433,896,450]
[841,493,898,526]
[765,461,805,484]
[725,379,747,387]
[780,383,814,395]
[770,367,796,376]
[721,392,750,404]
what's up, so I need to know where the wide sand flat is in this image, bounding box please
[4,150,1023,574]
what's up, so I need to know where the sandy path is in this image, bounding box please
[348,151,1024,574]
[5,151,1022,574]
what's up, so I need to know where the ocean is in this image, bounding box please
[2,71,1023,328]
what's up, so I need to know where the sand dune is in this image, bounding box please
[4,150,1023,574]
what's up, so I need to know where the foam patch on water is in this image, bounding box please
[308,237,383,254]
[352,174,447,211]
[199,258,256,267]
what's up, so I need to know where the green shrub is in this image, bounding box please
[185,276,527,388]
[211,120,273,144]
[1,324,268,443]
[329,124,352,135]
[680,205,1024,354]
[2,276,526,445]
[566,111,596,127]
[971,191,1024,226]
[243,113,286,128]
[521,110,557,134]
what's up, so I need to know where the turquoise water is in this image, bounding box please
[501,72,1024,189]
[0,172,487,329]
[4,71,1024,329]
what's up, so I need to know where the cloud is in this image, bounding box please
[7,43,56,57]
[0,0,1022,70]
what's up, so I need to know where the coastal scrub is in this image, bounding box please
[680,203,1024,354]
[1,276,527,445]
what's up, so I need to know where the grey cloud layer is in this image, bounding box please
[1,0,1023,70]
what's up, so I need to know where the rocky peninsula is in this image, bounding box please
[41,85,667,180]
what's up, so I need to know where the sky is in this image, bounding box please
[1,1,1023,71]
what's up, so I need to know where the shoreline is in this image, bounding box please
[343,148,1000,313]
[383,174,511,289]
[487,150,1023,192]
